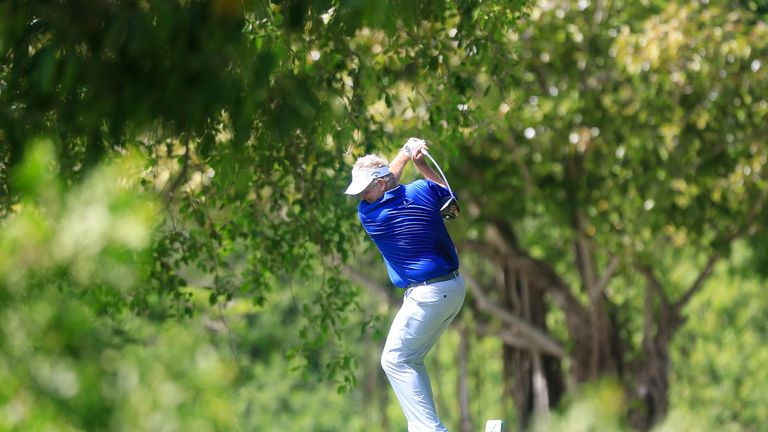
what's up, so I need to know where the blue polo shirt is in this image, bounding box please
[358,179,459,288]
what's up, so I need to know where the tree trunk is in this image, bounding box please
[628,271,683,430]
[631,337,671,430]
[569,302,622,383]
[458,321,473,432]
[508,270,565,430]
[378,338,391,432]
[462,205,727,430]
[501,343,516,419]
[512,347,533,431]
[462,228,569,430]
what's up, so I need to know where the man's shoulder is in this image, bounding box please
[404,180,440,205]
[405,179,430,190]
[407,179,446,195]
[357,200,373,219]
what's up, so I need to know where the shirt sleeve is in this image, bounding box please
[424,179,455,200]
[407,179,455,213]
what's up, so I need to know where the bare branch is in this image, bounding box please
[672,252,720,312]
[638,265,670,309]
[575,228,598,300]
[594,255,619,296]
[486,223,588,321]
[665,187,767,314]
[563,162,597,301]
[531,353,550,415]
[465,273,567,358]
[475,323,543,352]
[499,329,549,352]
[637,185,764,315]
[476,325,559,364]
[163,138,191,201]
[462,239,506,267]
[516,157,535,199]
[731,187,768,239]
[342,266,398,308]
[641,271,657,352]
[485,218,520,255]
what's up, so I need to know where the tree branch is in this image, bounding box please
[672,252,720,313]
[342,266,398,308]
[163,138,191,201]
[484,221,589,323]
[575,225,598,300]
[475,323,541,352]
[462,239,507,267]
[563,156,599,302]
[594,255,619,297]
[731,187,768,240]
[638,265,670,309]
[464,273,567,358]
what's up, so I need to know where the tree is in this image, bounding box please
[670,247,768,430]
[339,0,767,428]
[2,0,765,429]
[0,0,534,427]
[0,0,534,307]
[480,1,767,428]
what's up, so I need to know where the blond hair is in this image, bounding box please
[352,154,396,188]
[353,154,389,172]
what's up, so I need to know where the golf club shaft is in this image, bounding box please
[421,149,456,199]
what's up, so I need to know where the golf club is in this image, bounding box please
[421,148,460,221]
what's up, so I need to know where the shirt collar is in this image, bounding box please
[380,184,404,203]
[359,184,404,213]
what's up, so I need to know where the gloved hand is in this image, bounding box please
[403,137,428,160]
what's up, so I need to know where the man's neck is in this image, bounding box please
[384,181,400,192]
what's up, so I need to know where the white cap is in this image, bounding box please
[344,166,391,195]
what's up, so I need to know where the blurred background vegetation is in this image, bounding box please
[1,0,766,431]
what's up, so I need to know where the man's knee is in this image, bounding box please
[382,347,408,376]
[381,349,395,374]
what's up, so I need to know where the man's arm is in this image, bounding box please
[412,148,447,188]
[389,146,411,183]
[391,137,448,188]
[390,137,429,182]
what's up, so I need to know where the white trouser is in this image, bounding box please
[381,275,466,432]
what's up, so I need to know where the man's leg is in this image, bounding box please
[381,277,465,432]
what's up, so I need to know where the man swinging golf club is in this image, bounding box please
[345,138,465,432]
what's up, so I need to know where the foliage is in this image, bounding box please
[529,379,710,432]
[0,142,241,430]
[1,0,767,430]
[0,1,534,428]
[0,140,370,431]
[0,140,156,311]
[0,0,534,376]
[670,244,768,430]
[337,0,766,426]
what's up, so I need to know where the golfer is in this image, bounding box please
[345,138,465,432]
